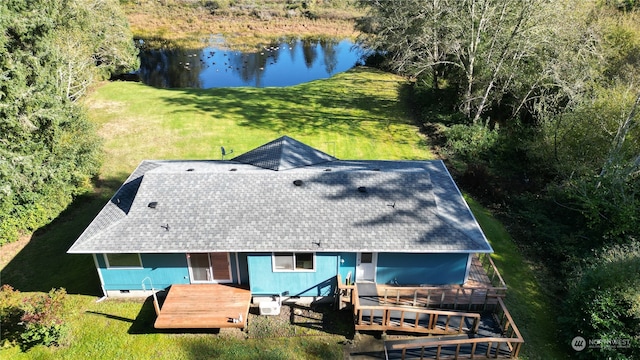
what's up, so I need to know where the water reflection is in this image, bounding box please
[138,38,362,89]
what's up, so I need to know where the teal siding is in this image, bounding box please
[247,253,338,297]
[376,253,468,285]
[98,254,190,291]
[338,252,356,284]
[96,252,469,292]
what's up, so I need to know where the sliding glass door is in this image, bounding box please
[187,253,232,283]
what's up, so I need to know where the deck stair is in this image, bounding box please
[379,300,522,359]
[337,254,523,359]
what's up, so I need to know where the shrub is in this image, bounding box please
[560,242,640,358]
[0,286,69,351]
[443,123,500,162]
[19,288,68,350]
[0,285,23,347]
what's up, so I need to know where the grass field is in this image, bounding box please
[0,67,563,359]
[87,67,431,180]
[465,196,566,359]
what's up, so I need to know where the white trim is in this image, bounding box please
[271,252,316,272]
[92,254,107,298]
[185,253,211,284]
[356,252,377,282]
[103,253,143,269]
[187,253,233,283]
[463,253,473,284]
[187,253,212,283]
[438,159,494,253]
[235,252,241,285]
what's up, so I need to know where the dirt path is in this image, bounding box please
[0,235,31,272]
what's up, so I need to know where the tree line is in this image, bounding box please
[357,0,639,357]
[0,0,138,244]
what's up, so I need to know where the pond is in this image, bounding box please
[137,38,364,89]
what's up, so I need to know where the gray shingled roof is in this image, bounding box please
[232,136,336,170]
[68,137,492,254]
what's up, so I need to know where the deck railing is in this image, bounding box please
[476,253,507,289]
[336,274,356,310]
[350,282,480,335]
[356,306,481,335]
[378,285,506,312]
[336,273,507,313]
[383,297,524,359]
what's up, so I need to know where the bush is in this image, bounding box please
[0,286,68,351]
[560,242,640,358]
[443,123,500,162]
[19,288,68,350]
[0,285,23,347]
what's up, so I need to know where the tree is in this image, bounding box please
[561,242,640,358]
[356,0,454,90]
[357,0,554,124]
[0,0,138,244]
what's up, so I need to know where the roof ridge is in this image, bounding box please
[232,135,336,171]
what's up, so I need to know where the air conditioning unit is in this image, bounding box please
[259,300,281,316]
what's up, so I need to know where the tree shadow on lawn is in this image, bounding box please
[88,295,232,335]
[85,296,191,335]
[288,303,355,339]
[0,176,127,296]
[157,67,413,140]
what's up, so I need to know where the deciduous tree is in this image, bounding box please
[0,0,138,244]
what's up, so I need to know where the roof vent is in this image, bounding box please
[148,201,158,209]
[293,180,303,186]
[186,168,195,172]
[357,186,367,193]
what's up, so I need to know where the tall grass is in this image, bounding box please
[122,0,363,48]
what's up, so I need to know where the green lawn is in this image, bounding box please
[88,66,431,180]
[0,67,562,358]
[466,196,566,359]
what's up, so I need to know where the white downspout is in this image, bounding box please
[463,253,473,284]
[93,254,108,302]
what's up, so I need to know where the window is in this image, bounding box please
[273,252,315,272]
[104,253,142,268]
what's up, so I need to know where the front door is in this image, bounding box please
[187,253,232,283]
[356,252,377,282]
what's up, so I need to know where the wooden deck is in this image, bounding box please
[154,284,251,329]
[337,255,508,313]
[383,298,524,359]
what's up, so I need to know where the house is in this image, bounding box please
[67,136,493,302]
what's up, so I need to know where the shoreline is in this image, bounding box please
[123,2,362,49]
